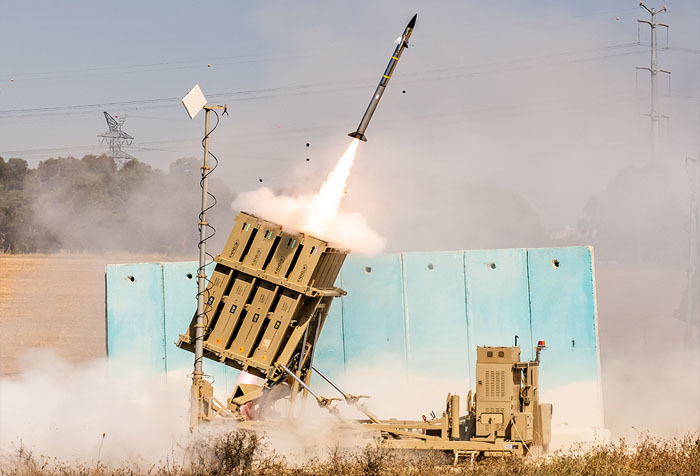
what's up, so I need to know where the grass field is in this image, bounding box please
[2,430,699,476]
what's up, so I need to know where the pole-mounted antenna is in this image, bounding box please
[182,84,227,429]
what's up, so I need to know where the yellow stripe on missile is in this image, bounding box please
[392,56,399,60]
[383,75,390,79]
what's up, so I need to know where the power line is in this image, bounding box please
[0,43,647,120]
[0,137,196,157]
[1,88,646,159]
[1,52,295,82]
[667,46,700,54]
[2,7,640,83]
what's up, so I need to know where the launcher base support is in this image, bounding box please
[188,346,551,460]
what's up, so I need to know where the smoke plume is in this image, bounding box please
[233,139,386,254]
[0,352,191,466]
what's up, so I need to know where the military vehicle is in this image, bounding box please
[177,212,551,459]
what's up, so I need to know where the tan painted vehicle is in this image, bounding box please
[178,212,552,459]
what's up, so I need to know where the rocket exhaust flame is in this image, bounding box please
[233,138,385,254]
[305,139,360,235]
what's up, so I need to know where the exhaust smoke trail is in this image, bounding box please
[305,138,360,235]
[233,138,385,254]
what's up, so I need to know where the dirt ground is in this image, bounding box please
[1,253,698,439]
[0,253,179,376]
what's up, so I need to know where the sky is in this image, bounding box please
[2,0,700,441]
[2,0,700,249]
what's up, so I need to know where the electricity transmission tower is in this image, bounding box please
[97,111,135,169]
[636,2,670,160]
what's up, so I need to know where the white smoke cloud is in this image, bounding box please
[0,351,192,466]
[232,140,386,255]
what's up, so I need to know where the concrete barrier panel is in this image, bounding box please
[105,263,166,375]
[402,251,469,380]
[528,246,600,386]
[464,248,532,386]
[339,254,407,376]
[105,246,604,435]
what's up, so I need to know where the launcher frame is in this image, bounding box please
[177,212,348,423]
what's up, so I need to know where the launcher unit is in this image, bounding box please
[176,213,552,459]
[177,211,348,420]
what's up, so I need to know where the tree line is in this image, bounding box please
[0,155,235,254]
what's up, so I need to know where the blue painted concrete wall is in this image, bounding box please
[105,246,601,403]
[106,263,166,374]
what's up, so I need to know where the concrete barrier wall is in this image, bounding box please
[105,246,604,437]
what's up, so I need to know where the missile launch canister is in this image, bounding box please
[348,14,417,142]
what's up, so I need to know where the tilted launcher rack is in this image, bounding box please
[177,211,348,420]
[176,212,552,459]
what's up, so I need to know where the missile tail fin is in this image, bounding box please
[348,132,368,142]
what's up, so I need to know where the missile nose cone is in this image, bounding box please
[407,14,417,29]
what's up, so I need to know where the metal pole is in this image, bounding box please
[697,6,700,422]
[650,9,659,159]
[279,364,320,400]
[311,365,346,396]
[195,107,210,378]
[690,157,700,344]
[190,106,211,428]
[638,3,669,161]
[311,365,383,424]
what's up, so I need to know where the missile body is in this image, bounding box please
[348,14,417,142]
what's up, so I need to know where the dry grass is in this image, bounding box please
[0,253,182,376]
[2,431,699,476]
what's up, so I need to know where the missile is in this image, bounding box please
[348,14,417,142]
